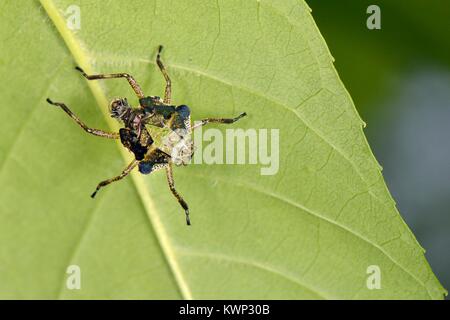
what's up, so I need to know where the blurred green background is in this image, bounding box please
[307,0,450,294]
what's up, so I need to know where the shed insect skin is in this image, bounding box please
[47,45,247,226]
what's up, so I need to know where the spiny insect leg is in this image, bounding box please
[165,163,190,226]
[156,45,172,104]
[46,98,119,139]
[193,112,247,130]
[91,160,138,198]
[75,67,144,99]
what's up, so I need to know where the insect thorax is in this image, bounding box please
[118,96,194,165]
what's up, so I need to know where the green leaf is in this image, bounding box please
[0,0,445,299]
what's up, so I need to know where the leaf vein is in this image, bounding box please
[186,171,431,296]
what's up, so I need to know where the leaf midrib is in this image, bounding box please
[39,0,192,300]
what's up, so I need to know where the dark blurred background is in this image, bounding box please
[307,0,450,295]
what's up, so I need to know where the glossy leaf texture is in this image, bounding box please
[0,0,445,299]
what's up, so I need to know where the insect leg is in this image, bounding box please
[91,160,138,198]
[192,112,247,130]
[165,163,191,225]
[75,67,144,99]
[156,45,172,104]
[46,98,119,139]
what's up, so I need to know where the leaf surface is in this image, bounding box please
[0,0,445,299]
